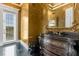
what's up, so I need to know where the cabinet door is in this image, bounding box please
[4,45,16,56]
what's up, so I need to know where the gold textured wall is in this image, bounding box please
[21,4,29,43]
[73,4,79,32]
[29,3,48,43]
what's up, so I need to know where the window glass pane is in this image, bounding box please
[6,13,14,26]
[6,26,14,41]
[65,7,73,27]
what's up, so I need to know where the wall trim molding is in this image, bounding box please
[0,3,19,13]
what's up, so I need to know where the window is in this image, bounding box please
[3,12,17,42]
[65,7,73,28]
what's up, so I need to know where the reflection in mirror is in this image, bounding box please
[65,7,74,28]
[47,4,74,29]
[48,20,56,28]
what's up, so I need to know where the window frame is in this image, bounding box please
[0,4,19,43]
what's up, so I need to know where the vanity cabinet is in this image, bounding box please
[39,32,79,56]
